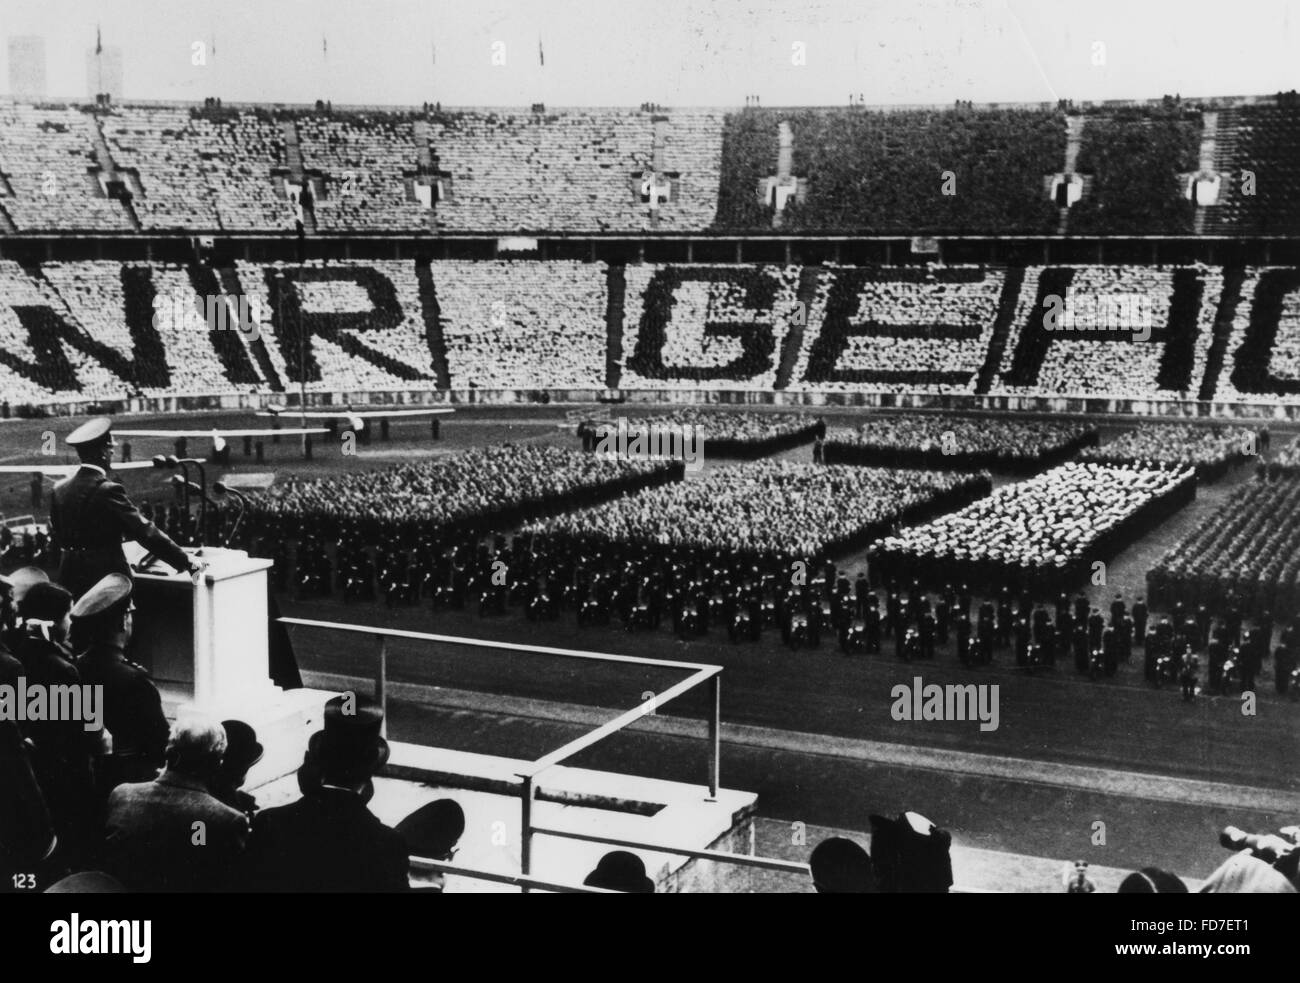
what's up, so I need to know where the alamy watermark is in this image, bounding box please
[890,675,1000,732]
[593,418,705,472]
[152,291,266,341]
[1043,290,1153,342]
[0,678,104,732]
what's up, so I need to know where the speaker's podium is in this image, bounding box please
[124,543,335,785]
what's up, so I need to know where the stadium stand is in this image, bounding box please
[711,107,1065,233]
[433,260,608,390]
[3,259,1300,408]
[98,107,296,231]
[427,109,723,232]
[1067,108,1201,235]
[296,113,434,232]
[2,96,1300,235]
[1205,101,1300,236]
[0,104,133,231]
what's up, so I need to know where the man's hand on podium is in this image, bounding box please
[188,557,209,585]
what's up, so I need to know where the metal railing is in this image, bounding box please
[280,617,811,892]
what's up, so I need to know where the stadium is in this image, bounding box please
[2,0,1299,907]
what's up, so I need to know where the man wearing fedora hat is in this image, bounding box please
[239,694,410,892]
[50,417,202,599]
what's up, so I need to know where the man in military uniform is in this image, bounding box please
[70,574,169,793]
[1131,597,1148,642]
[50,418,201,599]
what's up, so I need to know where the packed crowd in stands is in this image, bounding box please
[873,462,1197,595]
[1079,423,1259,479]
[785,265,1007,395]
[1205,103,1300,236]
[3,257,1299,407]
[297,114,433,232]
[823,415,1096,471]
[1212,267,1300,405]
[434,261,608,389]
[989,265,1220,400]
[1067,110,1201,235]
[714,107,1065,234]
[2,99,1300,235]
[100,107,299,232]
[0,105,132,232]
[1148,475,1300,620]
[427,109,724,232]
[619,265,803,390]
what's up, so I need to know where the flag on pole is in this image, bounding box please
[96,25,103,55]
[538,37,544,67]
[431,41,436,65]
[322,34,328,57]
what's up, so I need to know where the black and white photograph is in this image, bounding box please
[0,0,1296,957]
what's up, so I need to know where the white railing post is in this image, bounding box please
[375,634,388,739]
[520,773,537,895]
[707,673,720,800]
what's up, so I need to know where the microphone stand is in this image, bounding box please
[214,483,249,548]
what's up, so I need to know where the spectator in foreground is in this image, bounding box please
[10,581,98,867]
[71,574,169,791]
[210,720,264,822]
[0,642,57,889]
[102,714,250,892]
[809,837,876,893]
[868,811,954,893]
[1199,853,1297,894]
[239,694,409,892]
[398,798,467,893]
[1117,867,1188,893]
[583,851,655,893]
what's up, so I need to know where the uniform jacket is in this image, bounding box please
[50,465,190,598]
[75,643,169,766]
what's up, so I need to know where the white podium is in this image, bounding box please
[125,544,335,785]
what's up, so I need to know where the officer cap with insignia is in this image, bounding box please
[66,417,114,453]
[71,573,133,621]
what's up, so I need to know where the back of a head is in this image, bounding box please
[583,851,655,894]
[166,714,228,780]
[396,798,466,859]
[869,812,954,893]
[18,581,73,627]
[810,837,876,893]
[1118,868,1188,894]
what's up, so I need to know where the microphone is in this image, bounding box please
[213,481,249,547]
[169,474,215,506]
